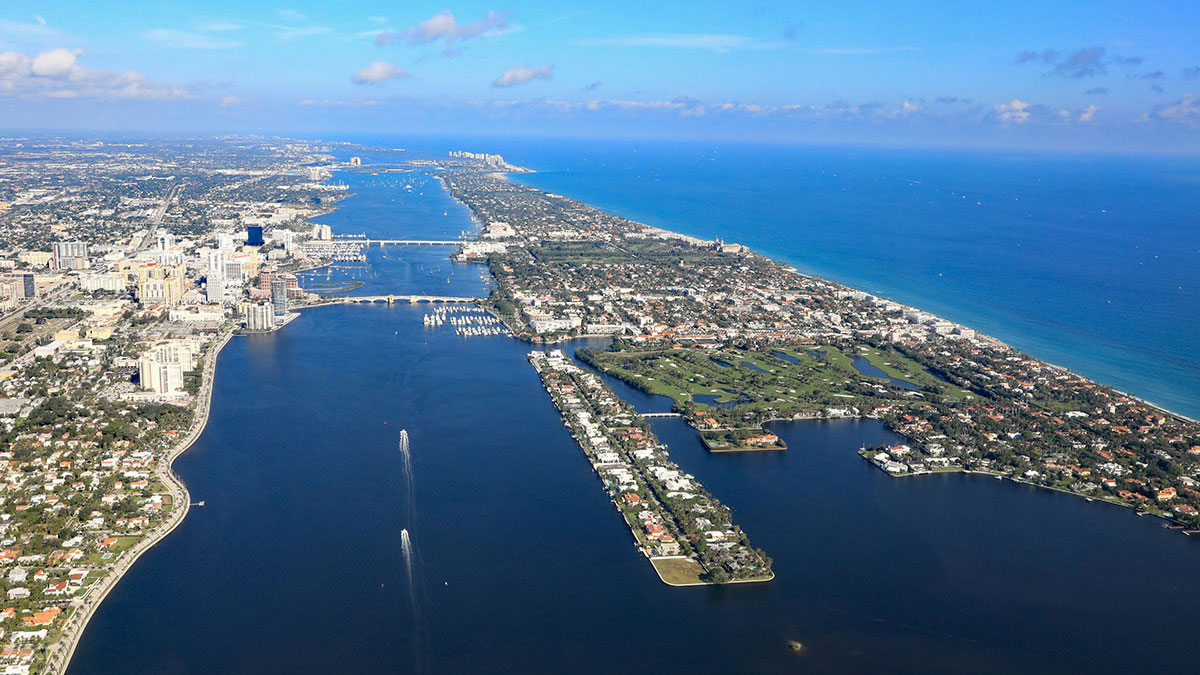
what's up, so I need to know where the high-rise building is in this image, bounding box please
[156,230,175,251]
[275,229,295,255]
[205,276,225,303]
[223,260,247,285]
[258,268,277,295]
[245,225,265,247]
[207,250,225,277]
[270,277,287,316]
[349,156,362,166]
[311,223,332,240]
[136,262,186,306]
[280,273,302,298]
[138,358,184,394]
[18,273,35,299]
[246,302,274,331]
[52,241,89,270]
[206,250,226,303]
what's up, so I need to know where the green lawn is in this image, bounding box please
[651,557,708,586]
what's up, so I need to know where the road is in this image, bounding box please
[136,182,181,250]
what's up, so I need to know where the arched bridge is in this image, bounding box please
[346,295,480,304]
[336,239,469,247]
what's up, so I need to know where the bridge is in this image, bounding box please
[641,412,683,419]
[345,295,480,305]
[335,238,469,247]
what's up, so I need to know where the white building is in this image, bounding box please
[77,273,126,292]
[138,358,184,394]
[52,241,89,270]
[246,303,274,331]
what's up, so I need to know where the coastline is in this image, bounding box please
[492,170,1198,426]
[862,459,1186,525]
[454,165,1200,532]
[49,330,234,675]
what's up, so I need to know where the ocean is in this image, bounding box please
[397,137,1200,420]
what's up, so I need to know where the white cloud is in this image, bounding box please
[146,28,243,49]
[270,25,332,40]
[1079,103,1100,122]
[878,100,923,118]
[460,96,941,121]
[993,99,1032,123]
[1150,93,1200,126]
[220,95,239,107]
[351,61,408,84]
[31,48,79,77]
[297,98,380,108]
[198,22,243,32]
[579,33,783,53]
[492,64,553,87]
[0,47,191,100]
[377,10,512,46]
[238,18,331,41]
[802,46,920,55]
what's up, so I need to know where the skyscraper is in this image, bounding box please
[156,230,175,251]
[206,250,226,303]
[18,273,35,299]
[270,277,287,316]
[246,303,274,331]
[258,268,276,295]
[51,241,89,270]
[246,226,265,247]
[138,358,184,394]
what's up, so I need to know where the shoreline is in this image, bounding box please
[492,170,1199,426]
[50,330,234,675]
[462,165,1200,534]
[869,460,1186,526]
[650,557,775,587]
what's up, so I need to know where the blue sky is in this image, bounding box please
[1,1,1198,151]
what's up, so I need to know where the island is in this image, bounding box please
[436,154,1200,532]
[530,349,774,585]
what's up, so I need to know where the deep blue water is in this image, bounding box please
[67,145,1200,674]
[390,137,1200,420]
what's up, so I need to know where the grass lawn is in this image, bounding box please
[651,557,708,586]
[854,345,973,400]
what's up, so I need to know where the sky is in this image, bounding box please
[1,1,1198,152]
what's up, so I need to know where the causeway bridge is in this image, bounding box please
[641,412,683,419]
[335,237,469,247]
[345,294,480,305]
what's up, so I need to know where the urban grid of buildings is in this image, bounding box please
[0,136,361,673]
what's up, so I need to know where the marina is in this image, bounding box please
[423,307,509,337]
